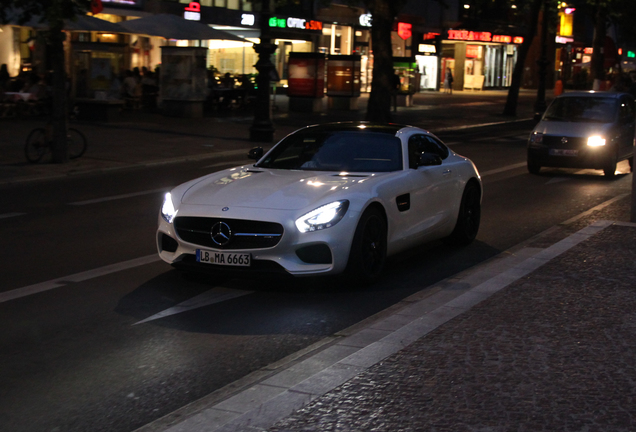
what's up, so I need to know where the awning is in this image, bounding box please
[119,14,248,41]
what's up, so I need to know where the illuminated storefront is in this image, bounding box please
[443,30,524,90]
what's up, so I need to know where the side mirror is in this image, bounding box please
[247,147,264,160]
[418,153,443,167]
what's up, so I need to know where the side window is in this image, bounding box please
[408,134,450,169]
[423,136,450,159]
[620,97,635,122]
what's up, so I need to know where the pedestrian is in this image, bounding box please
[391,69,401,112]
[444,67,454,95]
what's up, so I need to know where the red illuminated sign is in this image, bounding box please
[492,35,511,43]
[397,22,412,40]
[423,32,440,41]
[448,30,492,42]
[448,30,523,44]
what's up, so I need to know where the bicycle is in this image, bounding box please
[24,124,87,163]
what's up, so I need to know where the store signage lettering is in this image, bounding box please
[584,47,593,54]
[423,32,440,40]
[269,16,323,31]
[241,14,255,26]
[184,2,201,21]
[397,22,412,40]
[418,44,436,54]
[556,35,574,44]
[448,30,523,44]
[628,51,635,59]
[359,14,372,27]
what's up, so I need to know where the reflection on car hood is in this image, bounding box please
[180,167,377,210]
[534,120,613,137]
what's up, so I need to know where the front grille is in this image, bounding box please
[544,135,586,149]
[174,216,284,250]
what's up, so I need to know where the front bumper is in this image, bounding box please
[156,208,359,277]
[527,144,614,170]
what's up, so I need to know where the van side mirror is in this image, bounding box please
[248,147,264,160]
[417,153,443,167]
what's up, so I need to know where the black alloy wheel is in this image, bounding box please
[346,207,387,285]
[527,157,541,175]
[446,181,481,246]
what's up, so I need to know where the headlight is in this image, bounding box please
[587,136,606,147]
[161,192,177,223]
[295,200,349,233]
[529,132,544,146]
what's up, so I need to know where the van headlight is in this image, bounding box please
[529,132,544,148]
[161,193,177,223]
[587,136,606,147]
[296,200,349,233]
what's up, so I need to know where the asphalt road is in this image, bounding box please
[1,121,633,432]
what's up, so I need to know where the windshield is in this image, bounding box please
[543,97,617,123]
[256,130,403,172]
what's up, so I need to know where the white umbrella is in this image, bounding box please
[119,14,248,41]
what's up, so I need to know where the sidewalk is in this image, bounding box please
[137,196,636,432]
[0,89,537,186]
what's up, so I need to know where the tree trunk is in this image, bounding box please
[590,2,607,85]
[365,0,402,123]
[502,0,543,116]
[50,27,69,164]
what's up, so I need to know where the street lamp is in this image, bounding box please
[250,0,276,142]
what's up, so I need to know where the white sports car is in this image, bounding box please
[157,122,482,283]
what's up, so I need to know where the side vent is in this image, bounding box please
[396,193,410,212]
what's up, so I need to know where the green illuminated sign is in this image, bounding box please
[269,17,286,28]
[628,51,636,58]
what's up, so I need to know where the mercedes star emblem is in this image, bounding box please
[561,137,568,144]
[211,222,232,246]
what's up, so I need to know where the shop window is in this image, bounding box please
[214,0,225,7]
[227,0,239,9]
[241,0,252,11]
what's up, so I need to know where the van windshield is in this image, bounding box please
[543,97,617,123]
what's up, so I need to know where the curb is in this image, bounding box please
[0,118,532,187]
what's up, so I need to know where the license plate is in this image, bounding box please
[196,250,251,267]
[550,149,578,157]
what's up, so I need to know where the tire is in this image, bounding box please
[67,128,87,159]
[527,157,541,174]
[446,181,481,246]
[603,146,618,178]
[24,128,48,163]
[346,207,387,285]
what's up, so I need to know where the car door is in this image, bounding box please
[399,134,458,240]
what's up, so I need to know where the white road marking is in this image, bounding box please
[480,162,527,177]
[68,188,167,206]
[0,212,26,219]
[134,287,254,325]
[0,255,160,304]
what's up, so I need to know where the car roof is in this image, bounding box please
[556,91,627,100]
[300,122,415,135]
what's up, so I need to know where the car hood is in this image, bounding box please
[534,120,614,137]
[179,167,378,210]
